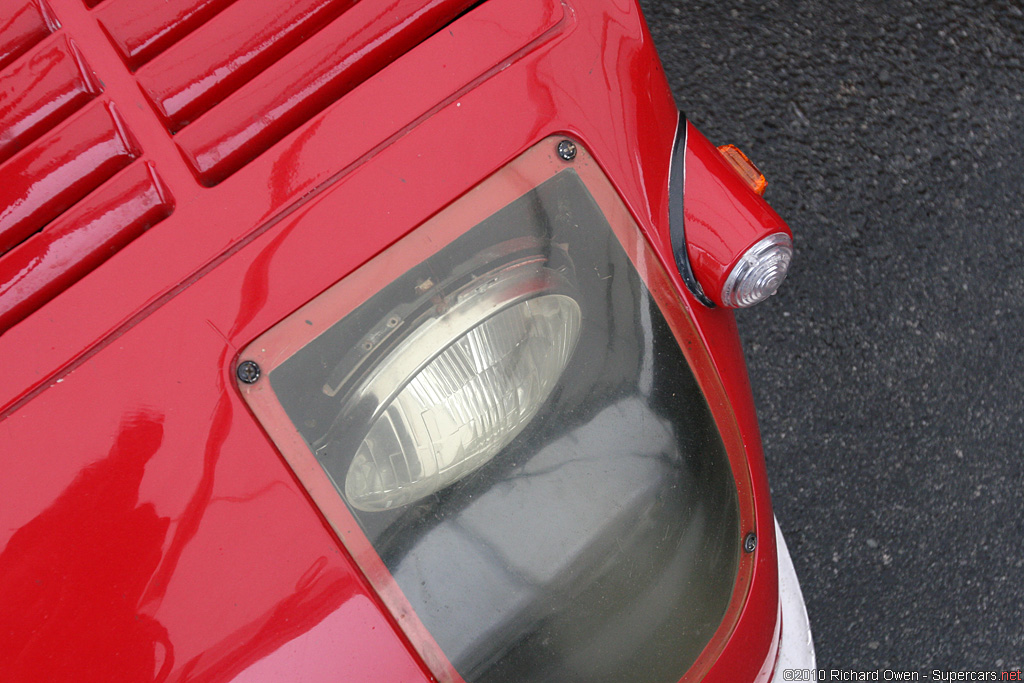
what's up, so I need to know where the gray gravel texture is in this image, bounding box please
[639,0,1024,673]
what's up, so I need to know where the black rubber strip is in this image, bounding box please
[668,112,716,308]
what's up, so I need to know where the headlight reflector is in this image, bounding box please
[345,291,581,511]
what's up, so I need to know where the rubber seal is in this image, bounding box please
[669,112,716,308]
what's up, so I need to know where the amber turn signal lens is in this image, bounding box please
[717,144,767,196]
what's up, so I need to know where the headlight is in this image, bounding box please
[343,257,581,511]
[239,138,754,683]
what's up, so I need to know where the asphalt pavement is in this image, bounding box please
[640,0,1024,673]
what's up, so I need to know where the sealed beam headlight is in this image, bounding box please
[720,232,793,308]
[342,260,581,511]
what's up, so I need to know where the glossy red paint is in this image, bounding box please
[0,101,139,254]
[0,1,59,72]
[97,0,238,71]
[176,0,486,186]
[0,35,101,164]
[683,121,792,308]
[0,0,784,681]
[135,0,359,133]
[0,162,173,333]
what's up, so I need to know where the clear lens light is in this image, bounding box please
[345,294,581,511]
[720,233,793,308]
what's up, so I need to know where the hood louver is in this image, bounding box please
[0,0,477,335]
[105,0,479,185]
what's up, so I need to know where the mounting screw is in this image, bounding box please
[557,139,577,161]
[743,532,757,553]
[237,360,261,384]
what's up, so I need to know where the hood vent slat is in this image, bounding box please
[177,0,478,186]
[0,161,172,333]
[0,35,100,165]
[0,101,138,255]
[0,1,59,71]
[96,0,237,71]
[136,0,359,133]
[105,0,478,185]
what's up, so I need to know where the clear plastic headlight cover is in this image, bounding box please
[239,139,751,683]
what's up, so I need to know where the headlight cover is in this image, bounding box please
[238,138,756,683]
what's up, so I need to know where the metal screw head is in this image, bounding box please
[237,360,261,384]
[557,139,577,161]
[743,532,757,553]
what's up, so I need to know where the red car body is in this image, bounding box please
[0,0,803,681]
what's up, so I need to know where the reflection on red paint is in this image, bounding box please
[175,0,479,185]
[97,0,239,70]
[0,162,174,334]
[0,2,57,72]
[0,384,378,682]
[0,411,174,681]
[137,0,360,132]
[171,560,354,683]
[0,36,101,165]
[0,102,139,255]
